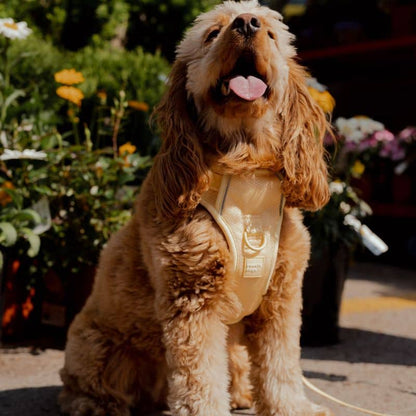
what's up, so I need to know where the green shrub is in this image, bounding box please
[5,32,169,154]
[7,35,66,128]
[1,0,222,60]
[0,19,168,284]
[125,0,221,60]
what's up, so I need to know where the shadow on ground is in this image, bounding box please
[347,263,416,296]
[302,327,416,366]
[0,386,255,416]
[0,386,61,416]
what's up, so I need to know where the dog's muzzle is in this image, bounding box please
[231,13,261,38]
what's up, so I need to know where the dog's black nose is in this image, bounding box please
[232,13,261,37]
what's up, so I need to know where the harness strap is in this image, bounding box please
[200,170,285,324]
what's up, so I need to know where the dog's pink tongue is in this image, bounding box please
[229,75,267,101]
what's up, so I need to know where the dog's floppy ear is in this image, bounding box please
[152,60,210,219]
[278,60,330,211]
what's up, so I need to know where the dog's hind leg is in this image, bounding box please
[228,323,253,410]
[59,313,134,416]
[59,310,166,416]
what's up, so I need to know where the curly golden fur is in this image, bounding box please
[59,1,333,415]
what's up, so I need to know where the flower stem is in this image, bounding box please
[0,39,11,131]
[2,38,11,90]
[72,121,80,146]
[111,111,122,159]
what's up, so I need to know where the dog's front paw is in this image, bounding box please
[257,400,333,416]
[305,402,334,416]
[230,388,253,410]
[288,400,334,416]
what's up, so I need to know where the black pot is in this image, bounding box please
[301,243,350,346]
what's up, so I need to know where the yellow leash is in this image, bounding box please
[302,376,399,416]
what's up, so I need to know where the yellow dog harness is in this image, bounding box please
[200,170,285,324]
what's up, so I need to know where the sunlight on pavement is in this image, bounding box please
[341,294,416,314]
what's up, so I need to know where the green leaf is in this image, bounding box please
[0,222,18,247]
[3,188,23,210]
[21,227,41,257]
[3,89,25,112]
[13,209,42,226]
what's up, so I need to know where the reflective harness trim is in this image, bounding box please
[200,170,285,324]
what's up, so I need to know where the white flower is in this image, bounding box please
[358,200,373,217]
[329,181,345,194]
[0,18,31,40]
[335,116,384,143]
[340,202,351,214]
[17,122,34,132]
[0,149,47,160]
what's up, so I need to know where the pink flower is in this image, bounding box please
[373,129,395,143]
[343,140,358,153]
[397,127,416,143]
[379,140,406,161]
[358,136,378,152]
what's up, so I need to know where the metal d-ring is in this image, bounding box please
[243,231,267,252]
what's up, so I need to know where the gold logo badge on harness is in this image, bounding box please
[244,257,265,278]
[200,170,285,324]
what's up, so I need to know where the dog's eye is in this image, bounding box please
[268,31,275,40]
[205,28,221,43]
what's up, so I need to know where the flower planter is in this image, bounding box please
[65,266,95,325]
[40,266,95,330]
[40,269,67,328]
[0,256,40,343]
[0,255,96,344]
[301,243,350,346]
[351,174,374,202]
[392,173,412,204]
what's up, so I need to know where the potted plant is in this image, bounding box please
[0,190,48,341]
[301,113,391,346]
[301,181,374,345]
[0,19,165,340]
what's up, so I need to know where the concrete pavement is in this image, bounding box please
[302,262,416,416]
[0,261,415,416]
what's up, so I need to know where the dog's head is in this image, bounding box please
[153,0,330,219]
[178,1,295,124]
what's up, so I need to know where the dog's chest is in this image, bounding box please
[200,170,285,324]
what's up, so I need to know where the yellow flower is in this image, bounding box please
[0,181,14,206]
[308,87,335,113]
[119,142,137,156]
[56,86,84,107]
[351,160,365,178]
[54,69,85,85]
[66,108,80,123]
[128,100,149,112]
[97,90,107,104]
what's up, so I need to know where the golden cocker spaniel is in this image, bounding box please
[59,1,332,415]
